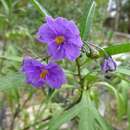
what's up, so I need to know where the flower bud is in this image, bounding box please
[101,57,116,73]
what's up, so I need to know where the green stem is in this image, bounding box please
[128,102,130,130]
[21,116,51,130]
[10,92,33,130]
[0,38,7,74]
[76,58,84,100]
[76,58,83,88]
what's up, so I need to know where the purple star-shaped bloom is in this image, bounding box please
[36,16,83,61]
[21,57,66,88]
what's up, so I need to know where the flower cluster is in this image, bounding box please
[21,16,117,88]
[22,16,83,88]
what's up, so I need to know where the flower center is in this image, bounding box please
[40,70,48,79]
[55,36,65,45]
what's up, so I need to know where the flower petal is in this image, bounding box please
[64,43,80,61]
[48,43,65,60]
[26,72,45,87]
[21,57,45,87]
[55,17,80,35]
[22,57,43,72]
[36,24,56,44]
[46,63,66,88]
[68,37,83,47]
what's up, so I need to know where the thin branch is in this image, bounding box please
[76,58,83,87]
[10,93,32,130]
[76,58,84,101]
[22,116,52,130]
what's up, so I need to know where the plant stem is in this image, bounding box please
[128,102,130,130]
[10,93,32,130]
[10,103,20,130]
[76,58,82,87]
[22,116,52,130]
[0,40,7,74]
[76,58,84,99]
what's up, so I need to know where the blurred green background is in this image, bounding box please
[0,0,130,130]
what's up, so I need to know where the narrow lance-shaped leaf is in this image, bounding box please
[48,92,87,130]
[78,92,96,130]
[80,0,96,40]
[78,91,113,130]
[31,0,49,17]
[80,0,92,36]
[0,0,9,15]
[0,73,25,91]
[0,55,22,62]
[95,82,126,119]
[116,67,130,76]
[99,43,130,57]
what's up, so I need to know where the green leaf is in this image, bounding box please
[99,43,130,57]
[31,0,49,17]
[78,91,113,130]
[48,97,86,130]
[127,101,130,130]
[117,93,126,118]
[0,55,22,62]
[83,72,98,84]
[48,90,113,130]
[0,0,9,15]
[80,0,96,40]
[79,110,96,130]
[118,80,129,117]
[116,67,130,76]
[78,92,96,130]
[0,73,25,91]
[95,82,126,119]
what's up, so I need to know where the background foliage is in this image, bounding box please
[0,0,130,130]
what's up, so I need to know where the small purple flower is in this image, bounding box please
[36,16,83,61]
[101,57,117,73]
[21,57,66,88]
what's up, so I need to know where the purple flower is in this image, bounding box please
[21,57,66,88]
[36,16,83,61]
[101,57,117,73]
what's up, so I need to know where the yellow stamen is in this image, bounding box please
[55,36,64,45]
[40,70,48,78]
